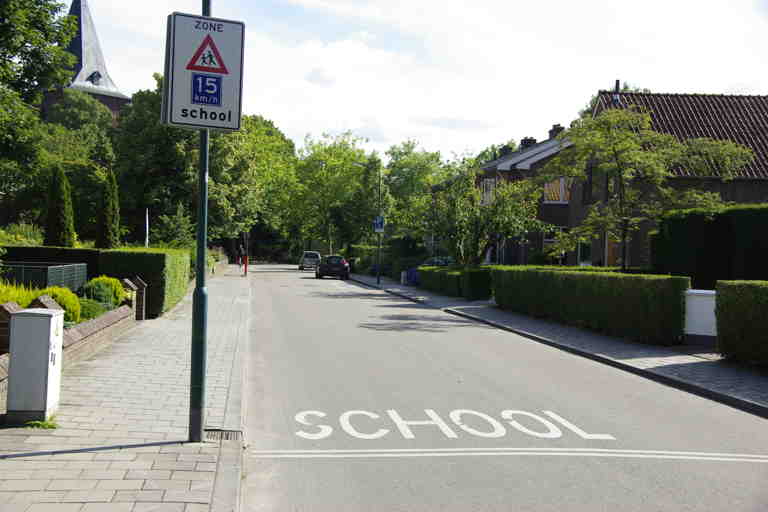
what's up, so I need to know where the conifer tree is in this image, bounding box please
[96,169,120,248]
[43,164,77,247]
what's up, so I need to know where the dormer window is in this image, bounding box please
[543,177,572,204]
[86,70,102,85]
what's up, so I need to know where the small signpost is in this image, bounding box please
[162,4,244,443]
[373,216,385,233]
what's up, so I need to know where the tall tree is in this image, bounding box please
[0,0,77,104]
[539,107,754,269]
[403,161,545,267]
[96,168,120,248]
[43,163,76,247]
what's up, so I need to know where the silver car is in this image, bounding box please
[298,251,321,270]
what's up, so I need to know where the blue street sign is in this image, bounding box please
[191,73,222,106]
[373,216,385,233]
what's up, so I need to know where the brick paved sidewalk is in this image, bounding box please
[351,272,768,416]
[0,265,250,511]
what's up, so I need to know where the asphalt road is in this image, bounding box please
[241,264,768,512]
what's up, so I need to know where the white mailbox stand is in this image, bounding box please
[7,308,64,424]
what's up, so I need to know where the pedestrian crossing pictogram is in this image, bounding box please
[186,34,229,74]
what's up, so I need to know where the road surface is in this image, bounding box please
[241,264,768,512]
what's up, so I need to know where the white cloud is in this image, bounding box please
[83,0,768,160]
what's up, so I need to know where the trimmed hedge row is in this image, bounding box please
[491,267,690,344]
[2,246,189,318]
[461,268,492,301]
[653,205,768,289]
[715,281,768,364]
[418,266,462,297]
[100,248,189,318]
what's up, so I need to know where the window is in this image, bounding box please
[543,177,572,204]
[481,178,496,205]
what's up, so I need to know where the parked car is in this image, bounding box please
[421,256,455,267]
[298,251,321,271]
[316,255,350,280]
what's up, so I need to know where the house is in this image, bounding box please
[480,124,575,264]
[484,83,768,267]
[42,0,131,120]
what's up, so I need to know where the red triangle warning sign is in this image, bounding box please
[186,34,229,74]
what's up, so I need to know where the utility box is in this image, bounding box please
[6,308,64,424]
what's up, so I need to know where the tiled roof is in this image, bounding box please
[595,91,768,179]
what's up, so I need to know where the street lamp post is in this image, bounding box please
[376,163,382,286]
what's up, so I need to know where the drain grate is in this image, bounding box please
[205,429,242,441]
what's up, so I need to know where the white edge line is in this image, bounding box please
[250,447,768,458]
[250,451,768,463]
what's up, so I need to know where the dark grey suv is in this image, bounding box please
[316,255,350,280]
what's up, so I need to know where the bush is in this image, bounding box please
[0,280,40,307]
[99,248,189,318]
[716,281,768,364]
[418,266,463,297]
[38,286,81,323]
[462,268,492,301]
[491,267,689,344]
[82,275,125,308]
[79,297,107,320]
[0,223,43,246]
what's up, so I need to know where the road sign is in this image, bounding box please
[162,12,244,131]
[373,216,385,233]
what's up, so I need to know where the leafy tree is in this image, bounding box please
[539,107,754,269]
[475,140,517,165]
[43,163,76,247]
[153,202,195,248]
[0,0,77,104]
[404,161,545,267]
[113,74,196,239]
[296,132,368,252]
[96,168,120,248]
[578,82,652,119]
[45,88,113,132]
[384,140,442,208]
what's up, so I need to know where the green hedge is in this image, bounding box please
[491,267,689,344]
[715,281,768,364]
[79,297,107,320]
[39,286,80,323]
[653,205,768,288]
[100,248,189,318]
[461,268,492,301]
[418,266,463,297]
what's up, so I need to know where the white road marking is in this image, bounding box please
[250,447,768,463]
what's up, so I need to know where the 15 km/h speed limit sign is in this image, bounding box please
[162,13,244,131]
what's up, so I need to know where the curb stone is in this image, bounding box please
[350,276,768,421]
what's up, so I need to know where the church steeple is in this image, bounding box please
[65,0,130,106]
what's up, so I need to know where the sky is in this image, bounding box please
[84,0,768,161]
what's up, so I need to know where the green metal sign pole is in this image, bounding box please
[189,0,211,444]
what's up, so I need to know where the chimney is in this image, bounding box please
[612,79,621,106]
[548,124,564,139]
[520,137,537,149]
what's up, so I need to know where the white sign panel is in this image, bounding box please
[163,12,244,131]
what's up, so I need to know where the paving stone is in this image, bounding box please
[107,461,153,470]
[125,471,170,480]
[0,472,32,480]
[189,481,212,492]
[60,490,116,503]
[0,481,51,492]
[132,504,184,512]
[149,463,194,472]
[111,491,164,503]
[6,492,66,504]
[0,504,30,512]
[26,505,83,512]
[30,470,83,480]
[162,491,210,504]
[142,481,189,491]
[47,480,99,491]
[78,471,126,480]
[183,505,208,512]
[94,481,143,491]
[193,463,215,472]
[80,504,134,512]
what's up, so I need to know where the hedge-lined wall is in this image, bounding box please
[716,281,768,364]
[491,267,689,344]
[2,246,102,279]
[2,246,190,318]
[100,248,189,318]
[461,268,492,301]
[653,205,768,289]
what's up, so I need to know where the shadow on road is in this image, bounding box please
[358,313,493,333]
